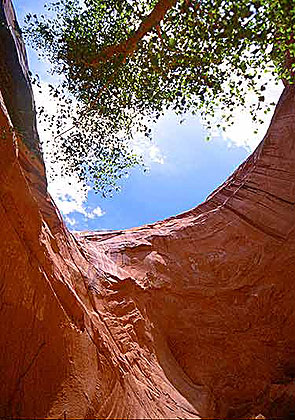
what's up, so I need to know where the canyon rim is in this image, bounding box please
[1,0,295,418]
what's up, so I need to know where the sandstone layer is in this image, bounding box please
[1,1,295,418]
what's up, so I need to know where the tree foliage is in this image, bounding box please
[24,0,295,195]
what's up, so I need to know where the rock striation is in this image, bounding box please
[1,1,295,418]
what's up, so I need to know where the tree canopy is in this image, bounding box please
[24,0,295,195]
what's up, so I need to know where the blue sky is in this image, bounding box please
[14,0,283,231]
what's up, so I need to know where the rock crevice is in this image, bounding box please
[1,1,295,418]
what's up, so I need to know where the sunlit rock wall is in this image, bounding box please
[1,0,295,418]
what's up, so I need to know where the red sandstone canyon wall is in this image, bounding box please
[1,1,295,418]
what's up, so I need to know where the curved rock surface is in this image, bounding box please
[1,1,295,418]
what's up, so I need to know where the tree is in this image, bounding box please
[24,0,295,195]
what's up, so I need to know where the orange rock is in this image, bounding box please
[1,0,295,418]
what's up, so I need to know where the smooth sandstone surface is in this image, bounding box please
[1,1,295,418]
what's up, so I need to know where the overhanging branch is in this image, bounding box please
[90,0,178,66]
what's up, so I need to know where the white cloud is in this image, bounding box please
[86,206,105,219]
[33,72,283,228]
[33,80,165,225]
[215,76,284,151]
[47,172,105,220]
[64,216,77,227]
[33,82,105,222]
[148,144,165,165]
[132,134,165,165]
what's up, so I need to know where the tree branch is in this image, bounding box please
[91,0,178,66]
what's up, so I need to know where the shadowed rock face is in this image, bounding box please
[0,0,41,155]
[1,1,295,418]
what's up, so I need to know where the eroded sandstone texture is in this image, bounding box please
[1,1,295,418]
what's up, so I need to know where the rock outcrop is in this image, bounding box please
[1,1,295,418]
